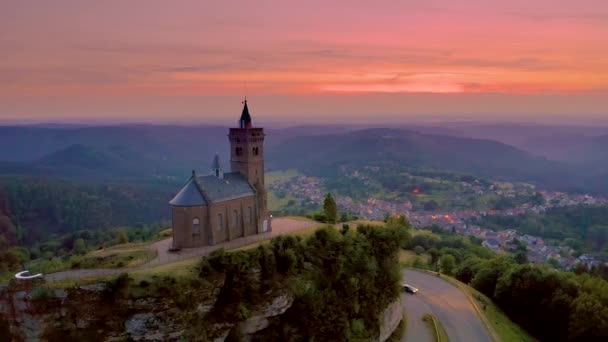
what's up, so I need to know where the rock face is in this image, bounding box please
[376,295,406,342]
[237,294,294,340]
[0,279,297,342]
[0,280,402,342]
[0,281,223,342]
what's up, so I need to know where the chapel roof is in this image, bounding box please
[169,171,255,207]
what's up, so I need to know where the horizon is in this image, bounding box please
[1,1,608,124]
[3,115,608,129]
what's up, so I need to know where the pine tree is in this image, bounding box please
[323,193,338,224]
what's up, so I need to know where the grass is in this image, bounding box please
[283,216,316,222]
[267,191,298,211]
[265,169,300,184]
[158,228,172,238]
[422,313,449,342]
[82,246,157,268]
[130,256,200,278]
[44,255,202,289]
[233,220,324,252]
[399,250,430,266]
[387,314,407,342]
[26,243,158,275]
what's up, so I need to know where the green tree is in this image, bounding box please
[427,248,440,270]
[547,258,560,268]
[73,238,87,255]
[413,245,425,255]
[340,212,348,223]
[513,250,528,264]
[439,254,456,275]
[116,230,129,244]
[412,256,424,269]
[455,256,484,284]
[471,257,513,298]
[323,193,338,224]
[569,293,608,340]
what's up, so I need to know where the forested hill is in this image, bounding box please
[0,124,604,193]
[0,177,174,246]
[0,125,232,178]
[266,128,578,191]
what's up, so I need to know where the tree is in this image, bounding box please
[471,257,513,298]
[412,257,424,269]
[440,254,456,275]
[513,250,528,264]
[455,256,484,284]
[413,245,425,255]
[340,212,349,223]
[73,238,87,255]
[547,258,560,268]
[323,193,338,224]
[341,224,350,235]
[428,248,440,269]
[116,230,129,244]
[0,215,17,246]
[569,293,608,340]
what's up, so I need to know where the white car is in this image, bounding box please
[403,284,419,294]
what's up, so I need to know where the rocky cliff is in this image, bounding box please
[1,224,410,341]
[0,280,402,342]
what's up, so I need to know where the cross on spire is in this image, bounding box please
[239,98,252,128]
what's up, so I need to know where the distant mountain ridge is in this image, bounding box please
[1,124,607,193]
[267,128,579,191]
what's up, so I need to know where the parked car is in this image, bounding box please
[403,284,418,294]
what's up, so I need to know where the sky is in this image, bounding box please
[1,0,608,124]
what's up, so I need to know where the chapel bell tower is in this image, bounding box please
[228,99,269,231]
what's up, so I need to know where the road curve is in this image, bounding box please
[402,269,493,342]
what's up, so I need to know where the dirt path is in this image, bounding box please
[44,217,319,282]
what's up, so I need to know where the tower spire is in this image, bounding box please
[211,153,223,179]
[239,98,253,129]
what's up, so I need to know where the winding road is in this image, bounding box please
[402,269,493,342]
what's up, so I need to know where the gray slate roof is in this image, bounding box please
[169,177,207,206]
[169,172,255,207]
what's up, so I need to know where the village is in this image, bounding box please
[268,174,607,271]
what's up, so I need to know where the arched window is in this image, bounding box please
[233,209,238,227]
[192,217,200,235]
[218,213,223,230]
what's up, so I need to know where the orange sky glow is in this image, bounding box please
[1,0,607,124]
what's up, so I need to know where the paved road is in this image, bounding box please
[43,218,319,282]
[402,269,493,342]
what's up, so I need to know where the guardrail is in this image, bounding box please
[14,270,43,280]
